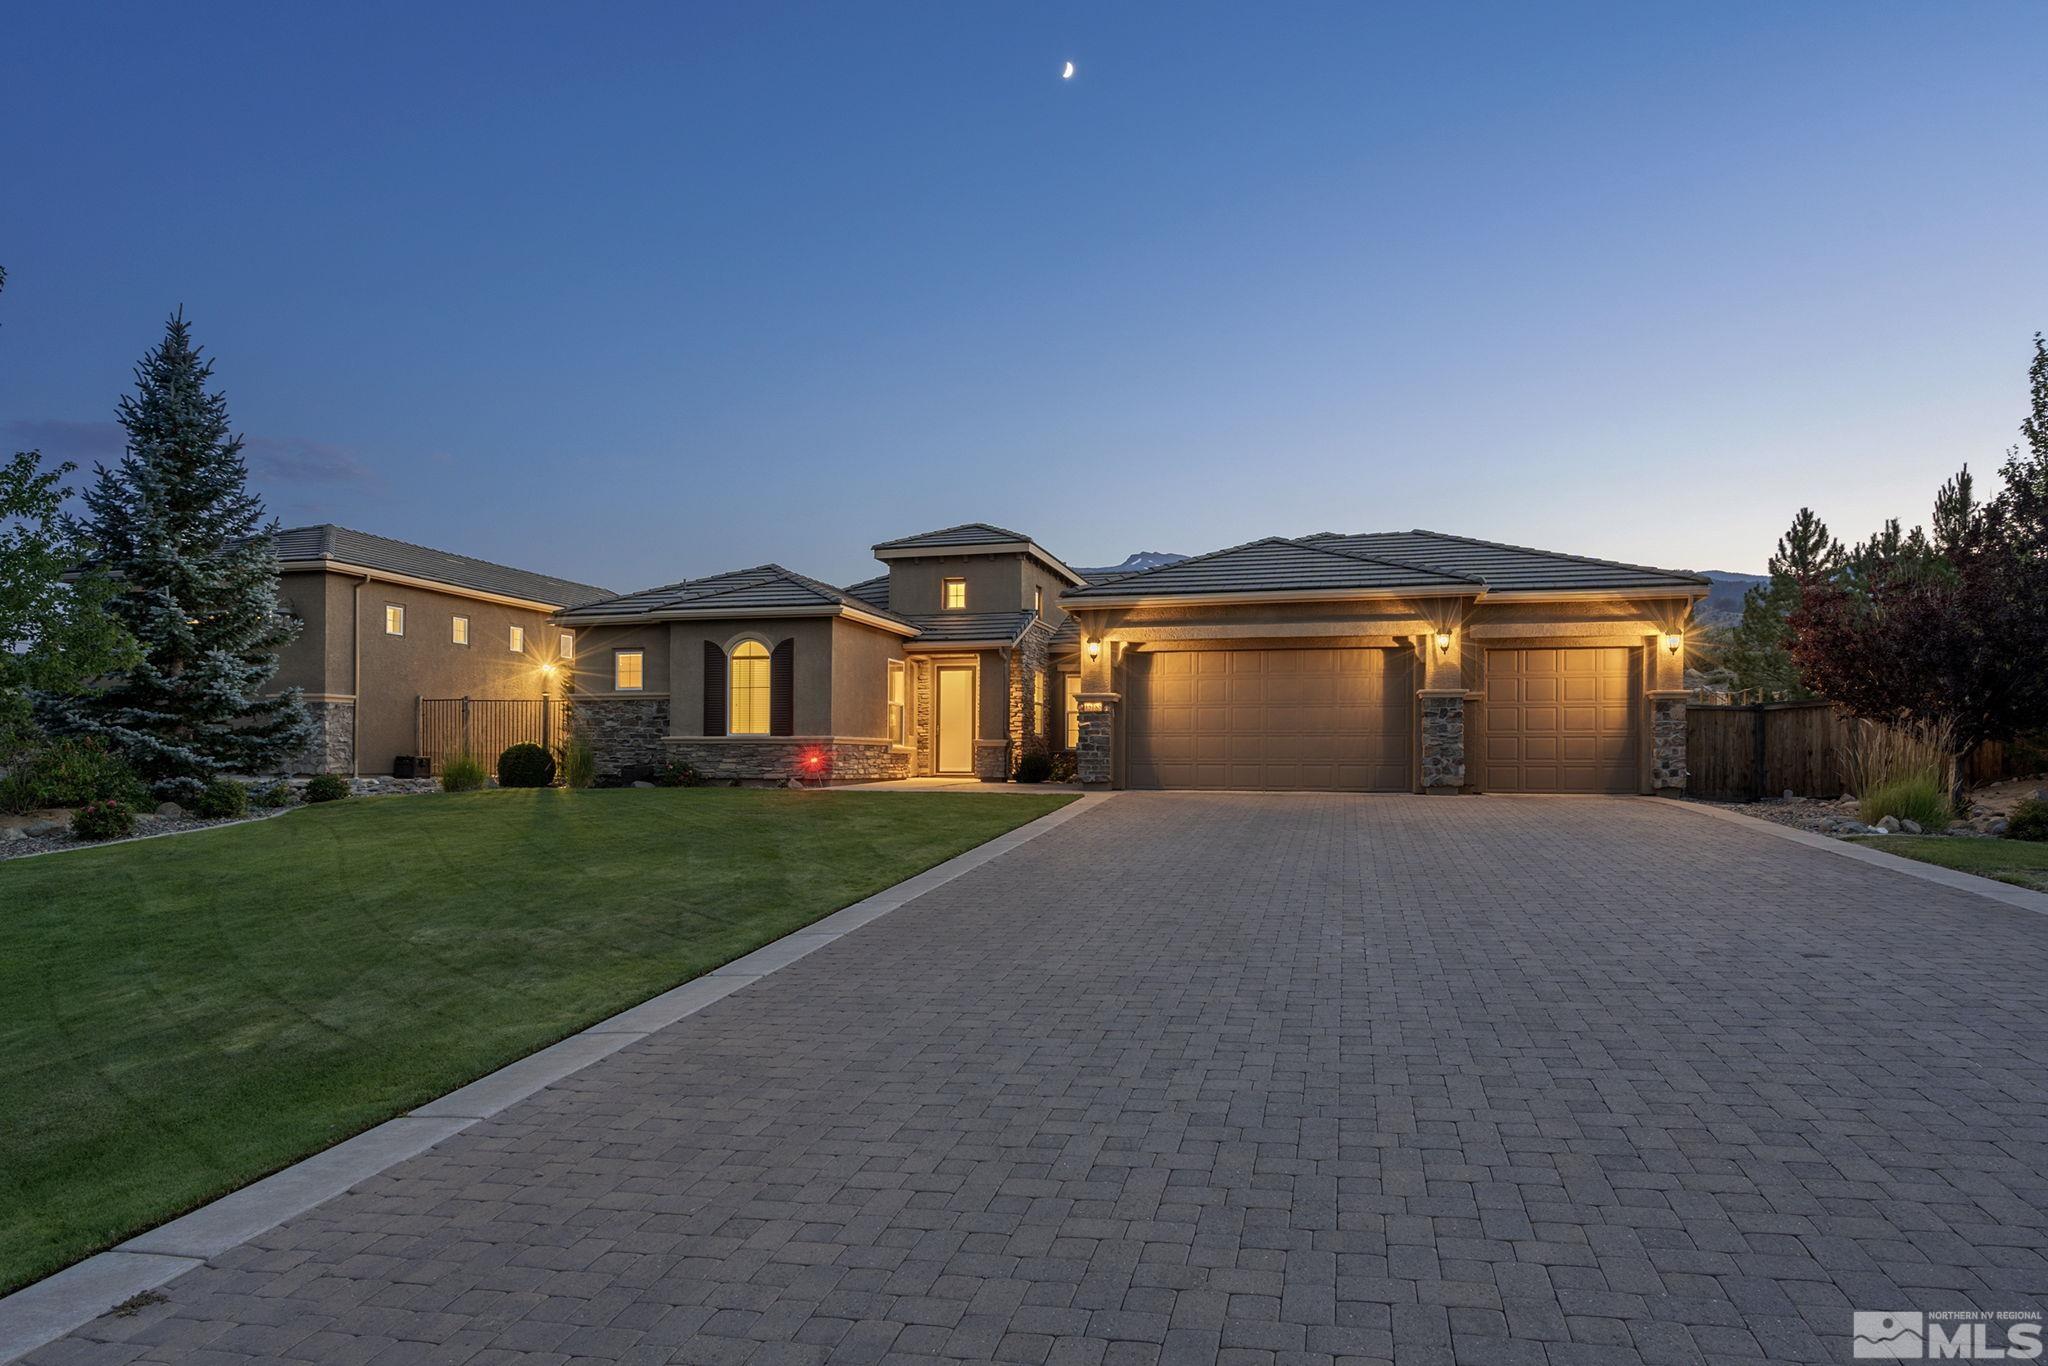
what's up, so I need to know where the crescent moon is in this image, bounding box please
[1062,61,1074,79]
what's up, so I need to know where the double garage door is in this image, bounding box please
[1123,644,1640,793]
[1125,647,1411,791]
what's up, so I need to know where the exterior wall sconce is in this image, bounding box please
[1433,631,1453,655]
[1086,640,1101,660]
[1663,632,1683,656]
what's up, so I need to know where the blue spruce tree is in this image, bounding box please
[59,312,310,796]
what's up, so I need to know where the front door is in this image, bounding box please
[936,665,975,775]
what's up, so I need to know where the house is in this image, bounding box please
[268,526,613,775]
[559,522,1710,793]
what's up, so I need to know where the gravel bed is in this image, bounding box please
[0,777,445,862]
[0,807,296,862]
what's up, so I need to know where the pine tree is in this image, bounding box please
[1994,332,2048,552]
[56,312,309,796]
[1725,507,1842,697]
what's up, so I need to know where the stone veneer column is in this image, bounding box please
[292,699,355,774]
[1076,699,1115,786]
[1418,692,1466,794]
[1649,694,1687,795]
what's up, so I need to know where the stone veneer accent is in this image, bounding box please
[973,741,1009,782]
[576,696,671,780]
[913,659,933,776]
[1650,696,1687,793]
[1419,694,1466,792]
[664,739,910,785]
[292,699,354,774]
[1007,618,1055,765]
[1077,701,1114,786]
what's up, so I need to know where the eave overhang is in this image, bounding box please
[553,603,922,637]
[280,558,572,613]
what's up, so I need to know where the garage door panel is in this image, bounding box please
[1127,647,1411,791]
[1483,647,1640,793]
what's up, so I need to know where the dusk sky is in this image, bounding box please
[4,2,2045,593]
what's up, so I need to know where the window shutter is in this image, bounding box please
[770,639,795,736]
[703,641,727,736]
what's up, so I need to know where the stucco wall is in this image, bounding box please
[275,569,569,774]
[885,554,1028,615]
[829,618,908,740]
[564,622,674,698]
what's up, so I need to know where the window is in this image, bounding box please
[729,640,771,735]
[383,604,404,636]
[509,625,525,653]
[942,577,967,610]
[614,649,644,691]
[559,630,575,661]
[1063,673,1082,748]
[1034,586,1044,615]
[887,659,907,746]
[1032,670,1045,734]
[451,615,469,646]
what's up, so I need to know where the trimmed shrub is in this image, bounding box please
[71,799,137,841]
[1860,775,1952,831]
[304,773,350,803]
[0,738,149,814]
[1013,750,1053,784]
[559,734,597,790]
[2008,797,2048,842]
[1048,751,1078,783]
[251,781,296,808]
[497,743,556,788]
[190,778,250,819]
[440,751,489,793]
[654,759,703,788]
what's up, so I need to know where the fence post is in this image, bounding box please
[1752,703,1768,800]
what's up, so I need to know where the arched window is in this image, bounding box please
[729,640,772,735]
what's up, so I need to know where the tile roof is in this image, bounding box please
[270,524,614,607]
[1299,530,1710,592]
[1047,615,1082,653]
[900,611,1037,647]
[872,522,1036,551]
[1061,537,1480,601]
[559,564,916,628]
[842,574,891,609]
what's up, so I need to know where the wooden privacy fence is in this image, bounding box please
[1686,701,2022,802]
[418,696,566,765]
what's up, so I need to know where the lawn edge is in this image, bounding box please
[0,791,1109,1365]
[1667,798,2048,917]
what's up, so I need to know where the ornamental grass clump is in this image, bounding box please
[558,734,596,790]
[1844,718,1955,830]
[440,751,488,793]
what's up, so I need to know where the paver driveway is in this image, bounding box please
[28,795,2048,1366]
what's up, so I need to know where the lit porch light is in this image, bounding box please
[1663,632,1683,656]
[1433,631,1453,655]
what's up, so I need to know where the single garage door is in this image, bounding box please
[1483,647,1639,793]
[1125,647,1412,790]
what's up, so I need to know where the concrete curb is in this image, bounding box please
[0,791,1110,1364]
[1668,798,2048,917]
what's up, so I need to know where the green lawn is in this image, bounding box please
[0,788,1071,1294]
[1850,834,2048,891]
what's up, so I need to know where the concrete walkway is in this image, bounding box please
[16,795,2048,1364]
